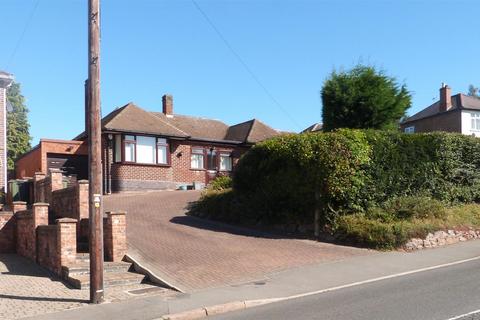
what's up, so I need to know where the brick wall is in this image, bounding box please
[0,212,15,253]
[400,109,462,133]
[36,218,77,275]
[50,180,89,221]
[104,211,127,262]
[15,203,49,262]
[15,139,88,179]
[109,140,247,192]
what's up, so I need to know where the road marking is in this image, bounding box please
[444,309,480,320]
[257,255,480,303]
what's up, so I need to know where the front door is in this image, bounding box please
[205,148,218,185]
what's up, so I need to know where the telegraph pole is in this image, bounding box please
[87,0,104,304]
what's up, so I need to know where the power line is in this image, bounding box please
[5,0,41,70]
[191,0,301,129]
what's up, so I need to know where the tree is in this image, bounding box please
[6,82,31,170]
[321,65,411,131]
[468,84,479,98]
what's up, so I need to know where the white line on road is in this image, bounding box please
[444,309,480,320]
[264,255,480,303]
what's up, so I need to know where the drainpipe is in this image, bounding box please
[106,133,112,194]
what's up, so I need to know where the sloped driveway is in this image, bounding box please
[104,190,370,292]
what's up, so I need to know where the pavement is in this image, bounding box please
[104,190,370,292]
[24,239,480,320]
[0,254,174,320]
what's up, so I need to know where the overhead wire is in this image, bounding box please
[191,0,301,130]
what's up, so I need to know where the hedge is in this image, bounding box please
[225,130,480,228]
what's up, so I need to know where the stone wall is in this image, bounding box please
[405,229,480,251]
[0,212,15,253]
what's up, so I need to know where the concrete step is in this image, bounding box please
[62,261,132,278]
[67,271,145,290]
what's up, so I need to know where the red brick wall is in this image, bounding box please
[50,180,88,221]
[37,225,58,273]
[0,212,15,253]
[16,212,35,260]
[400,109,462,133]
[108,139,248,191]
[104,211,127,262]
[15,139,88,179]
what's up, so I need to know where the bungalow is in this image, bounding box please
[400,84,480,135]
[16,95,280,193]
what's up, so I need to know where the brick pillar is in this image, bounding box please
[33,172,46,203]
[104,211,127,262]
[0,212,15,253]
[50,169,64,192]
[32,203,49,262]
[77,180,89,220]
[56,218,77,274]
[12,201,27,213]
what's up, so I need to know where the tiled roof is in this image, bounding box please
[78,103,281,144]
[301,122,323,133]
[403,94,480,123]
[102,103,188,138]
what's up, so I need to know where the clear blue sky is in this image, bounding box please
[1,0,478,145]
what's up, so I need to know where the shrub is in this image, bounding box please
[380,196,447,220]
[208,176,233,191]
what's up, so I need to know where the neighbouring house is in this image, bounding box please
[0,71,13,193]
[302,122,323,133]
[15,94,281,193]
[400,84,480,135]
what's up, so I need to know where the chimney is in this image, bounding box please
[439,83,452,112]
[162,94,173,117]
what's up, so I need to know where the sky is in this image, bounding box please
[1,0,479,145]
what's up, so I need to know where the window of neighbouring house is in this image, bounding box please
[206,149,217,170]
[157,138,168,165]
[124,135,136,162]
[114,134,122,162]
[471,113,480,131]
[404,126,415,134]
[219,153,232,171]
[191,147,205,169]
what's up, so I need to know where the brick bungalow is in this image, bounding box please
[17,95,280,193]
[400,84,480,135]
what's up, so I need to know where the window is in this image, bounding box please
[219,153,232,171]
[121,135,170,165]
[124,135,136,162]
[114,135,122,162]
[136,136,156,164]
[191,147,205,169]
[471,113,480,131]
[206,149,217,170]
[404,126,415,134]
[157,138,168,165]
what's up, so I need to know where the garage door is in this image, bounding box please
[47,153,88,180]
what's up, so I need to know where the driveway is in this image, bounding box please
[104,190,371,292]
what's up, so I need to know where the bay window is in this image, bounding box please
[191,147,205,169]
[157,138,168,165]
[116,134,170,165]
[219,153,232,171]
[124,135,136,162]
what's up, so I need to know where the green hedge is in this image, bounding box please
[227,130,480,228]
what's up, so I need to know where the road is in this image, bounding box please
[211,259,480,320]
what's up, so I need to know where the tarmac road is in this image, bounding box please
[211,259,480,320]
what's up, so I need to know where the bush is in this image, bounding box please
[378,196,447,220]
[208,176,232,191]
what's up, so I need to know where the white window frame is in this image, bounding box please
[404,126,415,134]
[191,147,205,170]
[219,153,232,171]
[471,113,480,131]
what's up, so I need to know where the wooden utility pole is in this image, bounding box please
[87,0,104,304]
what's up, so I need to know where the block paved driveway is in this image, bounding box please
[104,190,371,292]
